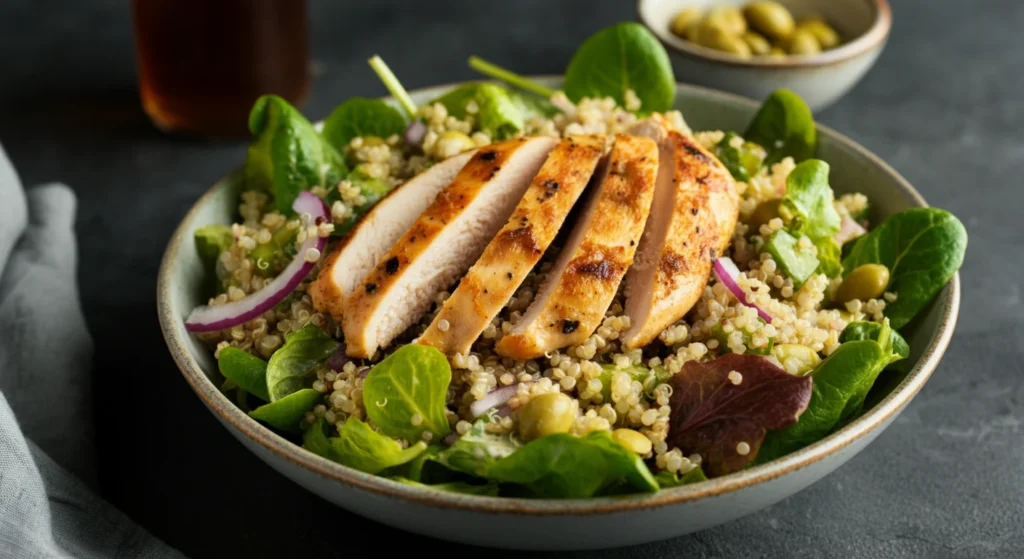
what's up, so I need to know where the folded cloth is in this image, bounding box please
[0,145,186,559]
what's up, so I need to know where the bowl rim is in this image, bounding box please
[157,77,959,516]
[636,0,893,69]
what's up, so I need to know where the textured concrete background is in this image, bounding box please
[0,0,1020,557]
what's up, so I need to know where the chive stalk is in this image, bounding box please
[467,56,555,98]
[368,55,418,118]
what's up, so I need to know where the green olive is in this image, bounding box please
[797,19,841,49]
[787,29,821,55]
[518,392,576,441]
[772,344,822,376]
[835,264,890,303]
[742,31,772,55]
[742,1,795,41]
[436,131,476,156]
[705,6,747,36]
[612,429,653,455]
[670,8,703,38]
[748,199,782,230]
[693,26,752,57]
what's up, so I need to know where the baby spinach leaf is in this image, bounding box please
[743,89,817,166]
[302,417,427,475]
[762,230,819,288]
[840,321,910,363]
[430,82,524,139]
[486,431,659,498]
[814,236,843,278]
[841,207,967,330]
[391,478,501,496]
[383,443,447,483]
[779,159,841,242]
[321,97,408,151]
[563,22,675,114]
[362,345,452,441]
[715,132,766,182]
[217,347,271,402]
[248,388,322,433]
[654,467,708,489]
[266,323,340,401]
[194,224,232,295]
[666,353,812,476]
[245,94,348,213]
[437,417,521,478]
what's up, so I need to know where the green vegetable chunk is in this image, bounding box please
[710,317,774,355]
[486,431,659,498]
[303,418,427,475]
[563,22,676,114]
[814,236,843,278]
[437,417,520,478]
[779,159,841,242]
[265,323,340,401]
[193,224,232,295]
[715,132,766,181]
[597,363,671,401]
[362,345,452,441]
[321,97,408,152]
[654,467,708,489]
[430,82,524,139]
[762,230,819,287]
[744,89,817,165]
[841,207,967,329]
[217,347,271,402]
[245,94,348,213]
[248,388,323,433]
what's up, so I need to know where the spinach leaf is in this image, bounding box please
[779,160,841,242]
[193,224,232,295]
[362,345,452,441]
[762,230,819,288]
[217,347,271,402]
[666,354,812,476]
[841,208,967,330]
[840,321,910,363]
[654,466,708,489]
[245,94,348,213]
[563,22,675,114]
[391,478,501,496]
[814,236,843,278]
[321,97,408,151]
[248,388,322,433]
[430,82,523,139]
[743,89,817,166]
[329,169,396,238]
[436,416,521,478]
[302,418,427,475]
[384,443,447,483]
[486,431,659,498]
[265,323,340,401]
[715,132,766,182]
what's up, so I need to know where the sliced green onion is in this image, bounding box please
[368,55,418,118]
[467,55,555,98]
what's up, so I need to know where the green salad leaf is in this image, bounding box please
[841,207,967,329]
[563,22,675,114]
[245,95,349,213]
[436,416,521,478]
[303,418,427,475]
[654,467,708,489]
[383,443,447,483]
[193,224,232,295]
[762,230,819,288]
[266,323,340,401]
[840,321,910,363]
[248,388,323,433]
[321,97,408,151]
[814,236,843,278]
[486,431,659,498]
[217,347,271,402]
[430,82,524,139]
[715,132,766,182]
[743,89,817,166]
[362,345,452,441]
[779,159,841,242]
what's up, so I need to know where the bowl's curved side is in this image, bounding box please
[157,78,960,548]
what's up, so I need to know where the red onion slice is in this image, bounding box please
[469,384,520,418]
[712,257,773,324]
[184,191,329,332]
[403,119,427,147]
[834,214,866,246]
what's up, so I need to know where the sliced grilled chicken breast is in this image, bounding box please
[308,150,475,322]
[416,134,607,356]
[620,121,741,349]
[495,134,659,360]
[341,136,559,358]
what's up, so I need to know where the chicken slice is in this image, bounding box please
[416,134,607,357]
[495,134,659,361]
[620,122,741,349]
[308,150,476,322]
[341,136,559,358]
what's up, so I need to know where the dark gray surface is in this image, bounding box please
[0,0,1019,557]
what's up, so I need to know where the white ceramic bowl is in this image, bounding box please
[637,0,892,111]
[158,77,958,551]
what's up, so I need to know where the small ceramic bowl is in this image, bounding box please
[637,0,892,111]
[157,78,958,551]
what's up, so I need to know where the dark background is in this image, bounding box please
[1,0,1021,557]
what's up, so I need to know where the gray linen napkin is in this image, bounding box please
[0,145,186,559]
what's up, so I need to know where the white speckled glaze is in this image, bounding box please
[637,0,892,111]
[158,78,959,550]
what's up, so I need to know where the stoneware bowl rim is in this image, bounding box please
[157,76,959,517]
[636,0,893,69]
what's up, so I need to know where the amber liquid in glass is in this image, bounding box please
[131,0,311,137]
